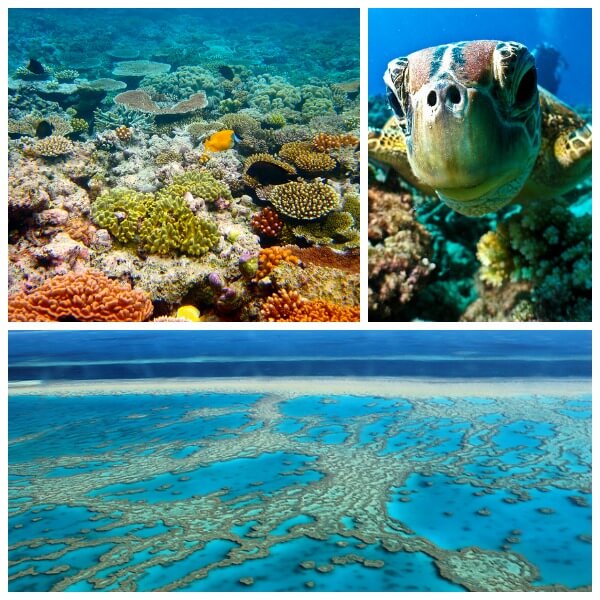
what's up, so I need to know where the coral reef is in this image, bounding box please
[8,8,360,321]
[260,289,359,322]
[8,270,153,321]
[268,181,340,220]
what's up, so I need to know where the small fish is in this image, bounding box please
[218,65,235,81]
[27,58,45,75]
[204,129,239,153]
[35,120,54,139]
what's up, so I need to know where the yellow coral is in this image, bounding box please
[477,227,513,287]
[268,181,340,221]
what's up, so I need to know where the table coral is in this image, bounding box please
[8,270,153,322]
[268,181,339,220]
[112,60,171,78]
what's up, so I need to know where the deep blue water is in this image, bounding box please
[8,8,359,86]
[368,8,591,107]
[7,330,592,382]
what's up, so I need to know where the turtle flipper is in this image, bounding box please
[554,122,592,168]
[368,117,436,195]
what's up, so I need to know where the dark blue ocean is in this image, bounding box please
[8,330,591,591]
[9,8,359,87]
[8,330,592,381]
[368,8,591,107]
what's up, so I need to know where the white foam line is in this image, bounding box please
[7,376,591,399]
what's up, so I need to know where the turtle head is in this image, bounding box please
[385,41,542,216]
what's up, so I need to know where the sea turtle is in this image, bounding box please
[369,40,592,216]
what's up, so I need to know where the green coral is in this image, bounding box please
[138,195,219,256]
[91,186,220,257]
[269,181,339,221]
[93,105,156,132]
[91,189,154,243]
[154,150,181,166]
[70,117,89,135]
[160,170,232,204]
[474,195,591,321]
[263,112,286,129]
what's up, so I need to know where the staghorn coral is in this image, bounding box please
[251,207,284,239]
[254,246,300,280]
[243,153,296,187]
[8,270,153,322]
[54,69,79,82]
[29,135,74,157]
[268,181,339,220]
[260,289,359,322]
[93,105,156,132]
[313,132,359,152]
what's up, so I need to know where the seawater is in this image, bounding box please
[9,387,591,592]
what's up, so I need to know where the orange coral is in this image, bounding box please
[8,270,153,322]
[254,246,300,280]
[313,132,359,152]
[251,207,284,239]
[260,289,359,322]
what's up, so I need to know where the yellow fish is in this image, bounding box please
[203,129,239,153]
[176,305,202,322]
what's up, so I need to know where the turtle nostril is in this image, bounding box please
[426,90,437,107]
[447,85,461,105]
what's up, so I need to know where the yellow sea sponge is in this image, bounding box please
[177,305,202,321]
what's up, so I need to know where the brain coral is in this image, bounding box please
[268,181,339,220]
[8,270,153,322]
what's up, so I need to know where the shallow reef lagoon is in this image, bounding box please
[8,331,591,592]
[368,8,591,322]
[8,9,360,322]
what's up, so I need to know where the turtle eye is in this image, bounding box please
[386,86,404,118]
[516,67,537,104]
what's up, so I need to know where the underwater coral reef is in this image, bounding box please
[8,8,360,322]
[368,89,591,322]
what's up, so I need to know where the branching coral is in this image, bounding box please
[268,181,339,220]
[313,132,359,152]
[8,270,153,322]
[278,141,336,174]
[29,135,74,157]
[292,210,359,250]
[476,226,513,288]
[260,289,359,322]
[251,207,284,239]
[254,246,300,280]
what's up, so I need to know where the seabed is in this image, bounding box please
[9,377,591,592]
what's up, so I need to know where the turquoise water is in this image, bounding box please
[9,387,591,591]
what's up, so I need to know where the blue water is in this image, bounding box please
[368,8,591,106]
[8,331,591,591]
[8,330,592,381]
